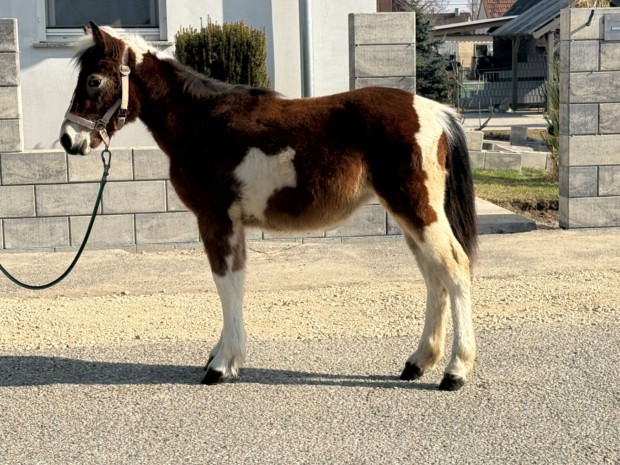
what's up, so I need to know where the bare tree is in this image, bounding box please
[467,0,481,18]
[393,0,450,15]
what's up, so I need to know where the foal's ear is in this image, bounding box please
[89,21,112,48]
[82,24,91,35]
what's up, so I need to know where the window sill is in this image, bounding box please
[33,40,173,48]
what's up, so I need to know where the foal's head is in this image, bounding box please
[60,23,137,155]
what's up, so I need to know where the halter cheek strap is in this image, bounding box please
[64,48,131,147]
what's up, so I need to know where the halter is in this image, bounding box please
[64,47,131,147]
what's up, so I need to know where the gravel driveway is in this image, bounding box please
[0,229,618,464]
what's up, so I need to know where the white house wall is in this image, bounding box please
[1,0,375,150]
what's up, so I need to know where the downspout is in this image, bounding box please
[511,36,521,111]
[299,0,314,97]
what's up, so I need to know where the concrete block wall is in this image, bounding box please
[559,8,620,228]
[349,13,416,91]
[0,19,23,153]
[0,148,197,251]
[0,148,403,251]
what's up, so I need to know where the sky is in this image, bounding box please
[443,0,476,13]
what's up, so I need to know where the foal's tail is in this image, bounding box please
[441,111,478,264]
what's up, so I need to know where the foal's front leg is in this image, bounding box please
[200,217,247,384]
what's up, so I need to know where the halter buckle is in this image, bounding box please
[94,120,108,132]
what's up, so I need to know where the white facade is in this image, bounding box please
[0,0,375,150]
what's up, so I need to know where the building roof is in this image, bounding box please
[433,11,472,26]
[504,0,545,16]
[492,0,571,37]
[433,16,516,36]
[481,0,518,18]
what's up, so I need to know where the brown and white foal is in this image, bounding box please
[60,24,478,391]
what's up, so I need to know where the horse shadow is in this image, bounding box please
[0,356,437,390]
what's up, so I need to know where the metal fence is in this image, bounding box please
[455,54,547,110]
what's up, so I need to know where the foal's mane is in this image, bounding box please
[167,59,276,100]
[71,26,276,102]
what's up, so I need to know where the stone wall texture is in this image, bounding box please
[0,14,427,252]
[0,19,23,152]
[0,148,407,251]
[349,13,416,92]
[559,9,620,228]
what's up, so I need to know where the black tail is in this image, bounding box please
[443,113,478,264]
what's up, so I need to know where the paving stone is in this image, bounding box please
[0,119,22,153]
[0,86,20,119]
[3,217,69,249]
[599,165,620,196]
[0,151,67,185]
[36,183,101,216]
[166,181,187,212]
[133,147,170,180]
[102,181,166,214]
[561,196,620,228]
[326,205,386,237]
[135,212,198,244]
[0,19,18,52]
[70,214,135,247]
[559,166,598,198]
[0,185,35,218]
[68,149,133,182]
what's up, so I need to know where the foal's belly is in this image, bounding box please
[232,146,371,232]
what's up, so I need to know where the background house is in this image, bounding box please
[0,0,376,151]
[477,0,517,20]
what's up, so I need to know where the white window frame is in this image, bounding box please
[41,0,168,43]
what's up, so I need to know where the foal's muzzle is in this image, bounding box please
[60,120,94,155]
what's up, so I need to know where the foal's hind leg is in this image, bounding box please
[406,223,476,391]
[400,234,449,381]
[198,213,247,384]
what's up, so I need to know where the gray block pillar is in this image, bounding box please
[0,18,23,153]
[559,8,620,228]
[349,13,416,92]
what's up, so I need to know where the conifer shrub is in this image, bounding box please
[175,19,270,88]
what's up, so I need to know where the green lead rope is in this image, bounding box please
[0,149,112,290]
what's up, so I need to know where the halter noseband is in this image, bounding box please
[64,48,131,147]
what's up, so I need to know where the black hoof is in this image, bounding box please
[201,368,225,385]
[400,362,424,381]
[203,356,214,371]
[439,374,465,391]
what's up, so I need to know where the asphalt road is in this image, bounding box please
[0,229,619,464]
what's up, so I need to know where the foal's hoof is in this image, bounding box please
[201,368,225,385]
[400,362,424,381]
[203,356,214,371]
[438,374,465,391]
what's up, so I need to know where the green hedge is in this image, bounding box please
[175,19,270,88]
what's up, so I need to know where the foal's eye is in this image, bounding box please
[88,78,102,88]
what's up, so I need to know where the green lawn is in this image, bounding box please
[472,168,558,205]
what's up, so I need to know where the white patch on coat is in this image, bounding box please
[233,146,297,223]
[412,94,450,219]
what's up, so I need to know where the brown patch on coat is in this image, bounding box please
[437,132,448,168]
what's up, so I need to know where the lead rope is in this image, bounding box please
[0,148,112,290]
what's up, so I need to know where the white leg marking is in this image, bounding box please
[423,222,475,381]
[209,265,247,378]
[233,147,297,222]
[405,236,449,371]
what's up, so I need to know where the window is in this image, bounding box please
[44,0,165,42]
[47,0,159,28]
